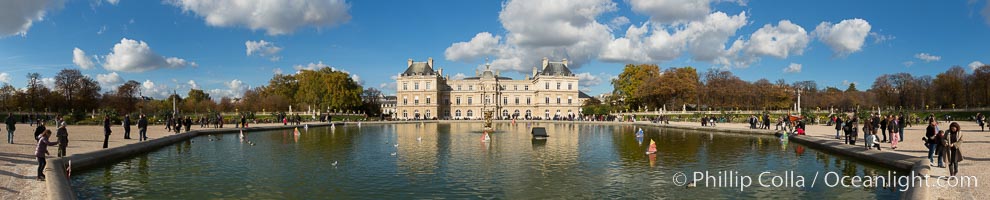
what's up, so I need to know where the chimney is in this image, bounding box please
[428,57,434,68]
[495,70,500,76]
[542,57,549,70]
[532,66,538,77]
[525,75,529,80]
[438,68,443,76]
[562,58,568,66]
[407,59,413,67]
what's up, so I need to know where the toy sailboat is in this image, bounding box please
[481,132,491,142]
[635,128,644,138]
[646,139,657,155]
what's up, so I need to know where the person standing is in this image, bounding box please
[55,122,68,157]
[925,121,941,167]
[977,113,985,132]
[102,116,111,149]
[864,118,874,149]
[33,120,45,141]
[898,113,906,142]
[5,113,14,144]
[946,122,963,176]
[240,115,247,128]
[138,114,148,141]
[35,129,58,181]
[123,115,132,139]
[184,116,192,132]
[879,116,888,143]
[890,118,900,150]
[835,116,844,139]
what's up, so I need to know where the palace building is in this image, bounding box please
[394,57,588,120]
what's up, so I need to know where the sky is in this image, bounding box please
[1,0,989,100]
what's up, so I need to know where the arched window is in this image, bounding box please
[414,110,420,119]
[545,110,550,119]
[425,110,431,119]
[455,110,462,117]
[467,110,474,117]
[403,110,408,118]
[525,110,532,118]
[502,110,509,117]
[514,110,520,117]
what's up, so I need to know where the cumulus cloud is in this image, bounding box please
[743,20,809,59]
[0,0,65,37]
[40,77,56,89]
[167,0,351,35]
[293,61,331,72]
[187,80,199,89]
[245,40,282,61]
[96,72,123,88]
[444,32,501,62]
[208,79,248,98]
[783,63,802,73]
[72,48,97,69]
[106,0,119,5]
[273,68,283,74]
[0,73,10,83]
[813,18,872,56]
[451,73,467,80]
[869,32,895,44]
[629,0,711,23]
[601,11,748,66]
[575,72,611,87]
[970,61,986,70]
[103,38,196,73]
[608,16,630,30]
[141,80,171,99]
[914,53,941,62]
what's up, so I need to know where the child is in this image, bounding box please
[35,129,59,181]
[871,132,881,150]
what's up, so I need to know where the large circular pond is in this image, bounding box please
[71,123,903,199]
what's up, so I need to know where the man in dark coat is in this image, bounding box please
[56,122,68,157]
[138,114,148,141]
[5,113,15,144]
[123,115,132,139]
[102,116,112,148]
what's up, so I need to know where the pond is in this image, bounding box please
[71,122,904,199]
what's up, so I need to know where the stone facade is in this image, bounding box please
[395,57,585,120]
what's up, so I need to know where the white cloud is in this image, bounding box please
[608,16,630,30]
[0,0,65,37]
[970,61,986,70]
[914,53,941,62]
[629,0,711,23]
[869,32,894,44]
[813,18,872,56]
[103,38,196,73]
[983,1,990,26]
[187,80,199,89]
[451,73,467,80]
[167,0,351,35]
[208,79,248,99]
[903,61,914,67]
[576,72,610,87]
[73,48,97,69]
[444,32,501,62]
[141,80,171,99]
[96,72,123,88]
[245,40,282,61]
[783,63,802,73]
[106,0,119,5]
[600,11,749,67]
[0,73,10,83]
[40,77,56,89]
[743,20,809,59]
[273,68,283,74]
[97,25,107,35]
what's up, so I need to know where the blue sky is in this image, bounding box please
[1,0,989,99]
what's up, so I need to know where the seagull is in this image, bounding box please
[332,161,338,167]
[393,143,399,148]
[417,137,422,142]
[390,152,397,156]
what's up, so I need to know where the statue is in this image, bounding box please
[483,110,494,131]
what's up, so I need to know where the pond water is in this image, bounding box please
[71,123,903,199]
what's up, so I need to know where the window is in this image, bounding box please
[444,110,450,118]
[415,82,419,90]
[545,82,549,90]
[527,97,531,105]
[468,97,473,105]
[485,96,490,104]
[514,110,520,117]
[414,96,419,105]
[425,110,431,119]
[426,96,431,104]
[557,82,561,90]
[568,96,572,105]
[403,83,408,91]
[502,110,509,117]
[556,96,561,104]
[515,97,519,105]
[457,85,461,90]
[525,110,531,118]
[514,85,518,90]
[414,110,420,118]
[524,85,529,90]
[456,110,462,117]
[403,97,408,105]
[467,110,474,117]
[456,97,461,105]
[568,83,572,90]
[545,97,550,104]
[469,85,473,90]
[403,110,408,118]
[426,81,431,90]
[503,97,508,105]
[545,110,550,119]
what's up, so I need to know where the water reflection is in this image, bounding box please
[72,123,904,199]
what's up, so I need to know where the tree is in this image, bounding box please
[361,88,383,117]
[846,82,859,92]
[933,66,966,108]
[611,64,660,110]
